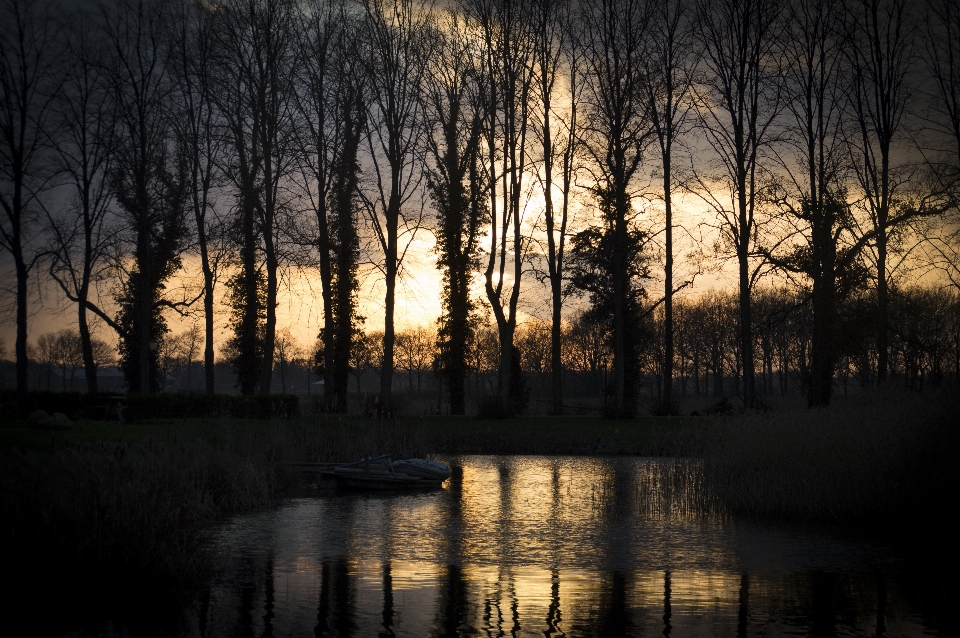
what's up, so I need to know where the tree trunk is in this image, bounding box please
[876,228,888,383]
[381,247,397,415]
[662,155,674,413]
[79,301,97,394]
[260,244,278,395]
[239,190,260,396]
[203,264,215,395]
[15,247,29,394]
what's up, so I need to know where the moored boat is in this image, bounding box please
[305,455,451,490]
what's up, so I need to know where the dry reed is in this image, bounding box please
[0,414,431,590]
[696,388,959,525]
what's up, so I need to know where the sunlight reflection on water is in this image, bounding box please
[181,456,951,637]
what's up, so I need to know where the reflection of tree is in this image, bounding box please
[315,559,356,637]
[433,564,468,638]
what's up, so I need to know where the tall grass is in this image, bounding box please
[0,415,431,592]
[697,388,959,526]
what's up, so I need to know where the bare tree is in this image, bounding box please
[531,0,580,414]
[762,0,869,407]
[100,0,191,394]
[33,332,59,391]
[844,0,921,384]
[167,322,201,391]
[90,335,116,370]
[692,0,783,410]
[212,0,299,394]
[923,0,960,182]
[47,8,117,394]
[0,0,62,393]
[359,0,431,415]
[578,0,654,417]
[350,328,380,394]
[642,0,699,414]
[273,326,302,393]
[422,9,489,414]
[469,0,537,415]
[767,0,848,407]
[919,0,960,290]
[395,324,434,394]
[36,329,83,391]
[170,0,228,395]
[294,0,366,412]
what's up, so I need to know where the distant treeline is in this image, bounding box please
[15,284,952,418]
[1,0,958,417]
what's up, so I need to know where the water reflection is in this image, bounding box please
[175,456,951,637]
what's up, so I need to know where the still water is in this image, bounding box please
[182,456,951,637]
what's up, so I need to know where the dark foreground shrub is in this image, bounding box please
[0,391,102,421]
[477,395,512,419]
[0,414,429,592]
[0,438,279,587]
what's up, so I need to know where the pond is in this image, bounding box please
[89,456,959,636]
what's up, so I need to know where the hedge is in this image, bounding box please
[0,391,299,423]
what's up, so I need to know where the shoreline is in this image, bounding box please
[2,388,956,596]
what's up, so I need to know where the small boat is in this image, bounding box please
[310,455,451,490]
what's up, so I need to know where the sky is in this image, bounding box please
[1,0,953,361]
[0,185,742,358]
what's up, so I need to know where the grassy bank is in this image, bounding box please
[416,414,691,455]
[0,412,688,455]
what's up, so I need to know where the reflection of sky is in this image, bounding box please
[182,456,944,637]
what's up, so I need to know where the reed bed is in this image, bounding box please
[0,415,431,591]
[696,388,959,526]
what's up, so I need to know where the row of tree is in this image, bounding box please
[24,282,944,411]
[1,0,958,415]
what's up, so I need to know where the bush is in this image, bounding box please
[477,395,512,419]
[0,391,90,421]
